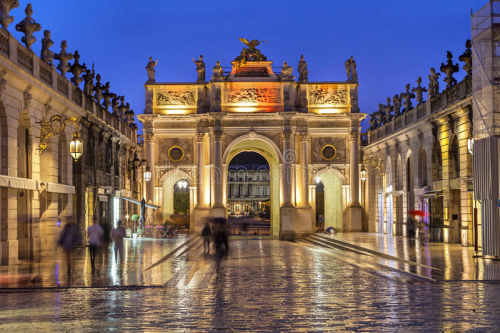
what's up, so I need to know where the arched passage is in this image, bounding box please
[223,135,281,237]
[315,168,344,232]
[160,169,194,224]
[385,156,393,235]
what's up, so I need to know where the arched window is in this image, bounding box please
[432,140,442,181]
[418,146,427,187]
[450,137,460,179]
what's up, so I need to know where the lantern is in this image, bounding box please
[144,165,152,182]
[360,168,367,182]
[69,130,83,161]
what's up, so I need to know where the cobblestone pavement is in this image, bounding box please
[1,237,500,331]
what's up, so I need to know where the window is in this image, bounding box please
[255,186,259,196]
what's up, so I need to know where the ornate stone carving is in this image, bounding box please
[93,73,104,103]
[214,131,224,141]
[55,40,74,76]
[428,68,441,98]
[459,39,472,78]
[102,82,116,111]
[83,64,95,96]
[298,55,308,83]
[383,97,393,122]
[156,91,195,106]
[0,0,19,31]
[234,37,267,67]
[144,133,155,142]
[195,132,205,142]
[312,137,346,163]
[349,132,359,141]
[40,30,54,66]
[249,130,256,140]
[44,96,52,116]
[23,85,32,110]
[279,61,294,81]
[111,95,120,116]
[193,55,205,82]
[282,131,292,141]
[298,132,309,142]
[15,4,41,51]
[309,89,347,106]
[344,56,357,81]
[411,76,427,106]
[68,50,87,87]
[225,88,279,104]
[368,113,379,131]
[0,69,7,95]
[440,51,459,88]
[211,60,224,81]
[146,57,157,82]
[400,83,415,112]
[393,94,402,117]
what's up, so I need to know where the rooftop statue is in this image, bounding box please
[93,73,104,103]
[102,82,116,111]
[383,97,393,121]
[118,96,127,118]
[15,3,41,51]
[458,39,472,77]
[279,61,294,81]
[211,60,224,81]
[54,40,74,76]
[83,63,95,96]
[146,57,157,82]
[392,94,402,117]
[428,67,441,98]
[193,55,205,82]
[40,30,54,66]
[111,95,120,116]
[298,55,308,83]
[344,56,357,81]
[411,76,427,106]
[68,50,87,87]
[368,113,379,131]
[440,51,459,88]
[400,83,415,112]
[234,37,267,67]
[0,0,19,31]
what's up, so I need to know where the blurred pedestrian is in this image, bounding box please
[242,222,249,243]
[201,222,212,254]
[58,217,81,275]
[111,220,126,262]
[100,217,111,258]
[88,216,104,271]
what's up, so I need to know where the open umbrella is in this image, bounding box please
[409,209,429,217]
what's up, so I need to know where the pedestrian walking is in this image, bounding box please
[201,222,212,254]
[110,221,127,261]
[88,216,104,271]
[100,217,111,259]
[57,217,81,275]
[110,220,126,262]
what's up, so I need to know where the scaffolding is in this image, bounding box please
[472,0,500,139]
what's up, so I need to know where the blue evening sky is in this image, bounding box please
[10,0,486,133]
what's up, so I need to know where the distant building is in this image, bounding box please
[227,164,270,215]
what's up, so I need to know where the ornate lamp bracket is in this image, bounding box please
[39,115,79,153]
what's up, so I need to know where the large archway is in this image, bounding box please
[314,168,344,232]
[223,135,281,237]
[160,169,194,226]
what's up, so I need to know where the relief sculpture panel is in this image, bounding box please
[311,137,346,163]
[156,91,196,106]
[157,137,193,165]
[224,88,280,104]
[308,84,348,106]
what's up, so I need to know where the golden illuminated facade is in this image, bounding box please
[138,51,365,239]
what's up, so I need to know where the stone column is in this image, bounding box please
[282,131,293,206]
[189,186,196,230]
[212,131,225,217]
[348,122,363,231]
[144,132,155,205]
[195,132,205,207]
[299,132,309,206]
[350,132,360,206]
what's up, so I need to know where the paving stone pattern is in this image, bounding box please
[0,236,499,331]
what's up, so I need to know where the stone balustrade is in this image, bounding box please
[367,76,472,145]
[0,28,137,144]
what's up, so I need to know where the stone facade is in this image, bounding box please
[364,46,474,247]
[138,54,365,240]
[0,15,140,264]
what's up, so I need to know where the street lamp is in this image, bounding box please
[143,165,151,182]
[360,168,367,182]
[69,130,83,161]
[129,156,151,182]
[468,132,474,155]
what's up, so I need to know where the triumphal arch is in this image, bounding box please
[138,39,365,239]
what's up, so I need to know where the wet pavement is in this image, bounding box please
[0,235,500,331]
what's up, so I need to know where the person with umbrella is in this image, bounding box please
[409,210,428,245]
